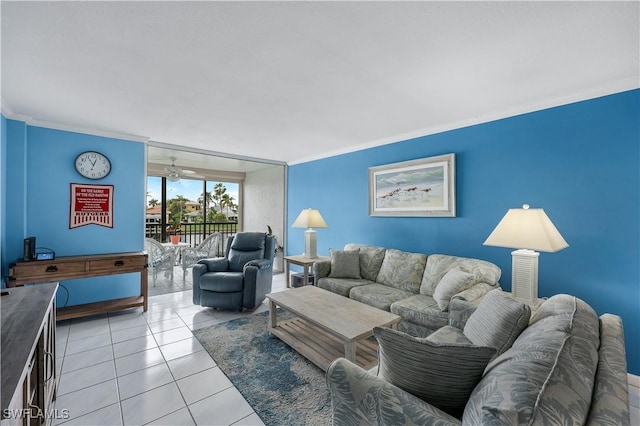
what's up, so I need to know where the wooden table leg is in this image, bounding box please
[285,259,291,288]
[141,268,148,312]
[303,265,309,287]
[268,300,278,329]
[344,340,356,362]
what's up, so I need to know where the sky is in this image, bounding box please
[146,176,239,207]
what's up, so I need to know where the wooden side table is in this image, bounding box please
[283,255,330,288]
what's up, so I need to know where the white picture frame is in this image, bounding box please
[369,153,456,217]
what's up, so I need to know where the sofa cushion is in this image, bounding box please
[198,271,244,292]
[376,249,427,293]
[432,268,475,311]
[420,254,501,296]
[344,244,386,281]
[463,289,531,356]
[390,294,449,329]
[317,277,373,298]
[328,249,361,279]
[374,326,496,418]
[463,294,600,425]
[228,232,266,272]
[349,284,414,311]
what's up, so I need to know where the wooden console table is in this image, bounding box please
[8,252,148,321]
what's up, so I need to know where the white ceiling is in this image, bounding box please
[2,1,638,167]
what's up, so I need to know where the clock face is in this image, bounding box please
[75,151,111,179]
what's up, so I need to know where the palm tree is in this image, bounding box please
[220,193,236,217]
[148,198,159,208]
[198,191,214,212]
[211,183,227,212]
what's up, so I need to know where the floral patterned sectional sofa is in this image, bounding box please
[313,243,502,336]
[316,244,630,425]
[326,292,629,425]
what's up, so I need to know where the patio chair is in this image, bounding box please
[181,232,222,280]
[144,237,175,286]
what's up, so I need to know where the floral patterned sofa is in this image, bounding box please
[313,243,501,336]
[326,293,630,425]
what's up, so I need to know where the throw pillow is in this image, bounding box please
[328,249,361,279]
[374,326,496,418]
[432,268,476,311]
[463,289,531,357]
[376,249,427,293]
[344,244,386,281]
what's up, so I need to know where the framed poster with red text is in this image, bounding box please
[70,183,114,229]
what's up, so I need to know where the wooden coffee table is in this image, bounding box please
[266,286,401,371]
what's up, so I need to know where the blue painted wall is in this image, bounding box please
[288,89,640,374]
[1,119,28,283]
[1,121,146,306]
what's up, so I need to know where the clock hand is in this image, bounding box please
[89,158,97,169]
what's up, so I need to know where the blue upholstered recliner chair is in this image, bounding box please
[192,232,275,310]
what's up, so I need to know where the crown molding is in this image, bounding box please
[288,78,640,166]
[1,98,149,143]
[1,98,14,117]
[1,98,33,123]
[28,119,149,143]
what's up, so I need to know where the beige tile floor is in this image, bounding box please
[53,270,286,426]
[52,268,640,425]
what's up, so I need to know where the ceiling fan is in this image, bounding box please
[163,156,201,182]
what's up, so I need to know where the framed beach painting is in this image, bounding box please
[369,153,456,217]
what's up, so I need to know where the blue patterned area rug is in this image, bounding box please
[192,310,332,426]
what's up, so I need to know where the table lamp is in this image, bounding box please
[483,204,568,304]
[292,208,328,258]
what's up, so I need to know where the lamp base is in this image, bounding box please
[511,249,539,304]
[303,229,318,259]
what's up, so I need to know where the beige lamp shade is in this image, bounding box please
[292,209,328,229]
[484,204,568,304]
[483,205,568,252]
[292,208,328,259]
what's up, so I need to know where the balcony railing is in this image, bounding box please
[145,221,238,257]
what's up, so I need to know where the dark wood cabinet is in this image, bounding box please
[7,252,148,320]
[1,283,57,425]
[38,304,56,421]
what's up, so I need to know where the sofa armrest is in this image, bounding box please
[448,283,497,329]
[192,263,209,305]
[448,299,477,330]
[242,260,273,310]
[326,358,461,426]
[197,257,228,272]
[244,259,272,271]
[586,314,630,425]
[453,282,497,303]
[313,259,332,280]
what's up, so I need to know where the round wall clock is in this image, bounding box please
[74,151,111,179]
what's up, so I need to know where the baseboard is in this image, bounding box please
[629,373,640,388]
